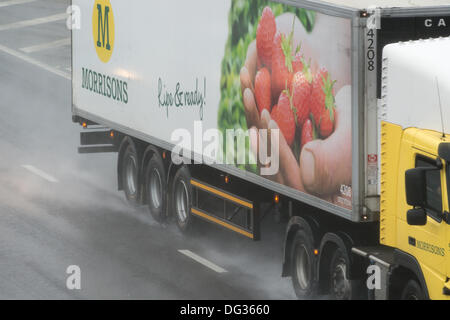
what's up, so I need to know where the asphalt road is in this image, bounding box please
[0,0,295,299]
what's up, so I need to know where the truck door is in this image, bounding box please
[404,154,447,298]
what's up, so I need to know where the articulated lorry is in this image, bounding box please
[71,0,450,299]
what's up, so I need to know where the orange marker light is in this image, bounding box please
[162,151,166,160]
[274,194,279,204]
[82,122,87,128]
[314,249,319,256]
[110,131,114,138]
[224,175,230,184]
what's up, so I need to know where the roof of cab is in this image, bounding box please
[382,38,450,135]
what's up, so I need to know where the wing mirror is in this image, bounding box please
[405,168,427,207]
[407,208,427,226]
[405,168,430,226]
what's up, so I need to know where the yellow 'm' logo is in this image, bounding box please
[92,0,114,63]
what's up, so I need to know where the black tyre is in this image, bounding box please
[172,166,194,233]
[401,279,425,300]
[291,229,317,299]
[329,247,352,300]
[122,144,140,206]
[145,153,167,222]
[328,247,366,300]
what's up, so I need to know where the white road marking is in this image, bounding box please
[178,250,227,274]
[22,165,59,183]
[0,13,67,32]
[0,0,36,8]
[20,37,70,53]
[0,44,70,80]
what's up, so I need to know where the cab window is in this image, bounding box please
[416,157,442,221]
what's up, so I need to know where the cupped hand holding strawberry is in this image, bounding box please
[240,10,352,199]
[241,61,351,197]
[267,85,352,197]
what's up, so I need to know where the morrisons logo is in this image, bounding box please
[92,0,114,63]
[96,4,111,50]
[82,67,128,104]
[417,240,445,257]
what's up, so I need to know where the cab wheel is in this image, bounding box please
[401,280,425,300]
[329,247,353,300]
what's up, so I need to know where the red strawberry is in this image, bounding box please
[256,7,276,69]
[291,72,311,126]
[271,31,299,100]
[292,52,304,74]
[309,68,336,131]
[301,118,315,150]
[319,107,335,138]
[254,68,272,114]
[271,91,296,146]
[293,53,313,82]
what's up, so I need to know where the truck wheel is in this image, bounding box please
[291,229,317,299]
[122,144,140,206]
[329,247,353,300]
[401,280,424,300]
[145,154,167,222]
[172,166,193,233]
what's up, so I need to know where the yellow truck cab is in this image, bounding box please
[376,38,450,299]
[381,124,450,299]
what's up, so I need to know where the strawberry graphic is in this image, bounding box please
[292,52,304,74]
[309,68,336,133]
[301,118,316,150]
[256,7,276,70]
[319,107,334,138]
[293,53,313,82]
[254,67,272,114]
[291,72,311,126]
[271,91,296,147]
[271,27,299,100]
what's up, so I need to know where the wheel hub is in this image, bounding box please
[150,168,162,209]
[126,155,137,195]
[295,244,311,290]
[175,180,188,223]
